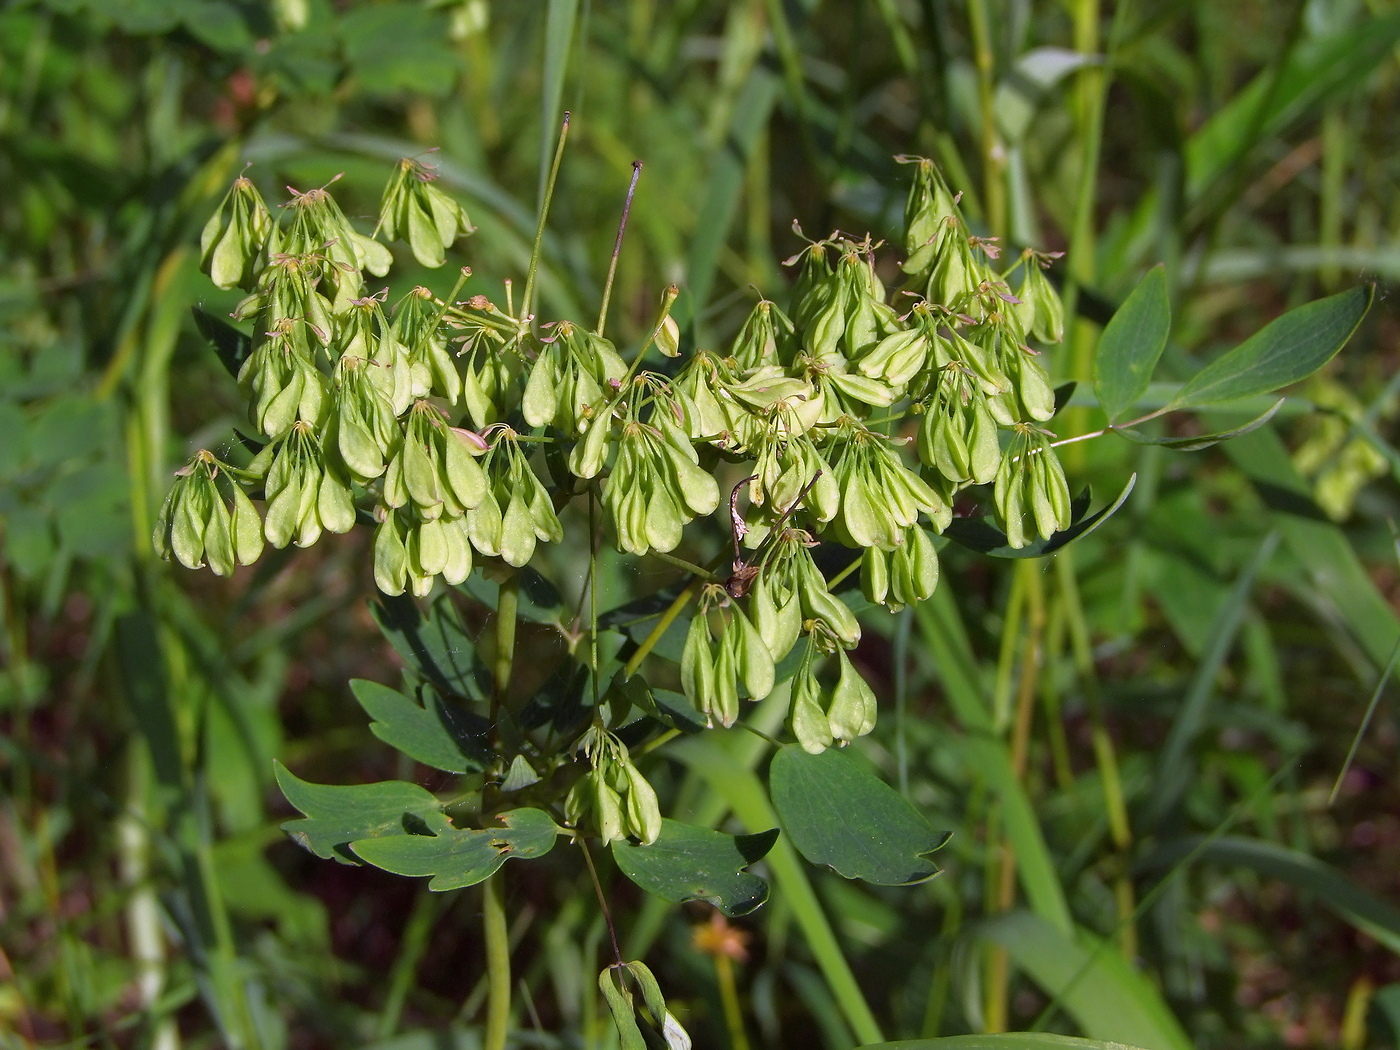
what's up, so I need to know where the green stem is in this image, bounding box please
[493,572,520,727]
[596,161,642,337]
[520,112,571,321]
[482,873,511,1050]
[965,0,1004,236]
[624,578,704,678]
[714,954,752,1050]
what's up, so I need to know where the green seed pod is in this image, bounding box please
[416,516,449,576]
[798,556,861,648]
[828,649,877,743]
[498,491,537,567]
[594,769,626,845]
[644,486,683,554]
[751,574,800,664]
[522,347,561,429]
[202,494,236,577]
[790,668,833,755]
[373,513,409,595]
[229,481,265,565]
[264,472,304,549]
[200,175,275,291]
[622,761,662,845]
[731,604,775,701]
[861,544,889,607]
[467,487,503,557]
[440,516,473,586]
[568,404,612,479]
[711,630,740,729]
[442,427,486,510]
[681,612,716,716]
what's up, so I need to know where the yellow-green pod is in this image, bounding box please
[373,514,408,595]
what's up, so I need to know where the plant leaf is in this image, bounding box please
[976,911,1194,1050]
[943,475,1136,559]
[769,744,949,885]
[1115,399,1283,450]
[1093,265,1170,422]
[612,819,778,917]
[1170,285,1371,408]
[193,306,254,379]
[275,761,452,864]
[350,808,561,891]
[350,678,491,774]
[1144,835,1400,955]
[372,592,488,703]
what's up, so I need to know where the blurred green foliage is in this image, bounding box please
[3,1,1400,1048]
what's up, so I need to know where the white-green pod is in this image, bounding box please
[466,489,503,557]
[644,486,684,554]
[442,429,486,509]
[711,630,740,728]
[228,482,265,564]
[731,604,774,701]
[498,492,537,568]
[827,649,877,742]
[373,514,408,595]
[441,516,473,586]
[790,670,833,755]
[171,481,208,569]
[861,544,889,607]
[622,761,662,845]
[522,348,560,429]
[203,497,236,577]
[317,470,356,534]
[680,613,715,714]
[416,516,449,576]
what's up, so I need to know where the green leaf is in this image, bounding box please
[976,911,1194,1050]
[275,761,451,864]
[1115,399,1282,450]
[350,679,490,774]
[1170,286,1372,408]
[372,592,488,703]
[612,819,779,917]
[1093,265,1170,423]
[943,475,1136,559]
[350,808,561,891]
[193,306,254,379]
[1144,836,1400,955]
[339,3,459,98]
[458,565,565,623]
[769,744,949,885]
[860,1037,1152,1050]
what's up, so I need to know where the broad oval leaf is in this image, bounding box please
[350,678,491,774]
[275,761,452,863]
[943,475,1136,559]
[1115,399,1283,450]
[350,807,561,891]
[1170,285,1372,408]
[612,819,779,917]
[769,744,949,885]
[1093,265,1171,423]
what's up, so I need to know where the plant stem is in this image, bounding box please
[624,578,704,678]
[521,112,571,321]
[482,874,511,1050]
[965,0,1004,236]
[493,572,520,729]
[714,953,752,1050]
[596,161,642,337]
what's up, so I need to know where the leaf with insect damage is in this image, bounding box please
[350,807,562,890]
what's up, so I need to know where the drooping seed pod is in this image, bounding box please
[200,174,276,291]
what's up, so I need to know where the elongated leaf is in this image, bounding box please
[1186,14,1400,203]
[372,592,488,702]
[350,808,561,891]
[350,678,490,774]
[1093,265,1170,422]
[1144,836,1400,955]
[861,1037,1150,1050]
[769,744,949,885]
[977,912,1193,1050]
[944,475,1136,559]
[193,306,254,379]
[1170,286,1371,408]
[1116,400,1282,450]
[275,762,451,863]
[612,819,779,917]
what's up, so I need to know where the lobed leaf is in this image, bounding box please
[612,819,778,917]
[769,744,948,885]
[350,807,561,891]
[350,678,491,774]
[275,761,452,863]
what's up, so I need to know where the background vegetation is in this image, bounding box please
[3,0,1400,1047]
